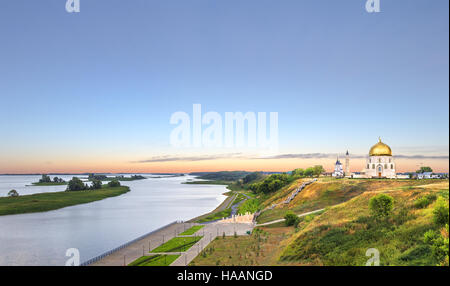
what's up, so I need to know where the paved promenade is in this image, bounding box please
[89,221,253,266]
[90,222,195,266]
[170,222,254,266]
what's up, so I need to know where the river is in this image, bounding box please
[0,174,227,266]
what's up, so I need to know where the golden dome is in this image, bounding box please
[369,137,392,156]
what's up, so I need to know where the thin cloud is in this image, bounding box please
[133,152,448,163]
[256,153,449,160]
[394,155,449,159]
[133,153,245,163]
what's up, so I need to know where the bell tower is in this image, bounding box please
[345,150,350,177]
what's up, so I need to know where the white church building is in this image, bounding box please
[364,138,396,178]
[332,157,345,178]
[335,138,409,179]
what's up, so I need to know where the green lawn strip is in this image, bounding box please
[128,255,180,266]
[179,225,205,235]
[237,198,260,214]
[196,209,232,223]
[151,236,203,253]
[0,186,130,216]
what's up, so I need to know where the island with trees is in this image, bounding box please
[87,174,147,182]
[31,175,67,186]
[1,177,129,216]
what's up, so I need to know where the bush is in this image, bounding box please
[424,224,449,266]
[393,208,412,226]
[369,194,394,219]
[285,211,300,227]
[8,190,19,197]
[414,194,437,209]
[249,174,290,194]
[66,177,86,192]
[414,197,431,209]
[107,180,121,187]
[433,197,449,226]
[91,179,102,190]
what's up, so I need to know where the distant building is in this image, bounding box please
[365,138,396,178]
[345,150,350,177]
[332,157,344,178]
[417,172,446,179]
[331,138,441,180]
[396,173,410,179]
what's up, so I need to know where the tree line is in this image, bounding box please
[247,165,325,195]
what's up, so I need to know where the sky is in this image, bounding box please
[0,0,448,173]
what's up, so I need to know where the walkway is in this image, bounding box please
[90,222,194,266]
[170,222,254,266]
[255,208,325,226]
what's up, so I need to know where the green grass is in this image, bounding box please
[279,185,449,266]
[238,198,260,214]
[0,186,130,216]
[151,236,203,253]
[256,179,448,224]
[31,182,67,186]
[196,209,232,223]
[128,255,180,266]
[233,193,248,205]
[179,225,205,235]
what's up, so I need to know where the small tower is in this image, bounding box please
[345,150,350,177]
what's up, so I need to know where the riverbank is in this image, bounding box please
[183,180,231,185]
[187,182,252,223]
[0,186,130,216]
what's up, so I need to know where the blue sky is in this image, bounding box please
[0,0,448,172]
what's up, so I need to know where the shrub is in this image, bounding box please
[369,194,394,219]
[285,211,300,227]
[414,194,437,209]
[8,190,19,197]
[433,197,449,226]
[108,180,121,188]
[393,208,412,226]
[426,194,438,201]
[249,174,290,194]
[424,224,449,266]
[66,177,86,191]
[91,179,102,190]
[414,197,431,209]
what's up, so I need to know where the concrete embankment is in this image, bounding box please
[88,222,194,266]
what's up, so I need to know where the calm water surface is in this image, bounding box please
[0,175,227,265]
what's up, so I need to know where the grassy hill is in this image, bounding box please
[279,181,448,265]
[191,178,449,266]
[256,178,444,223]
